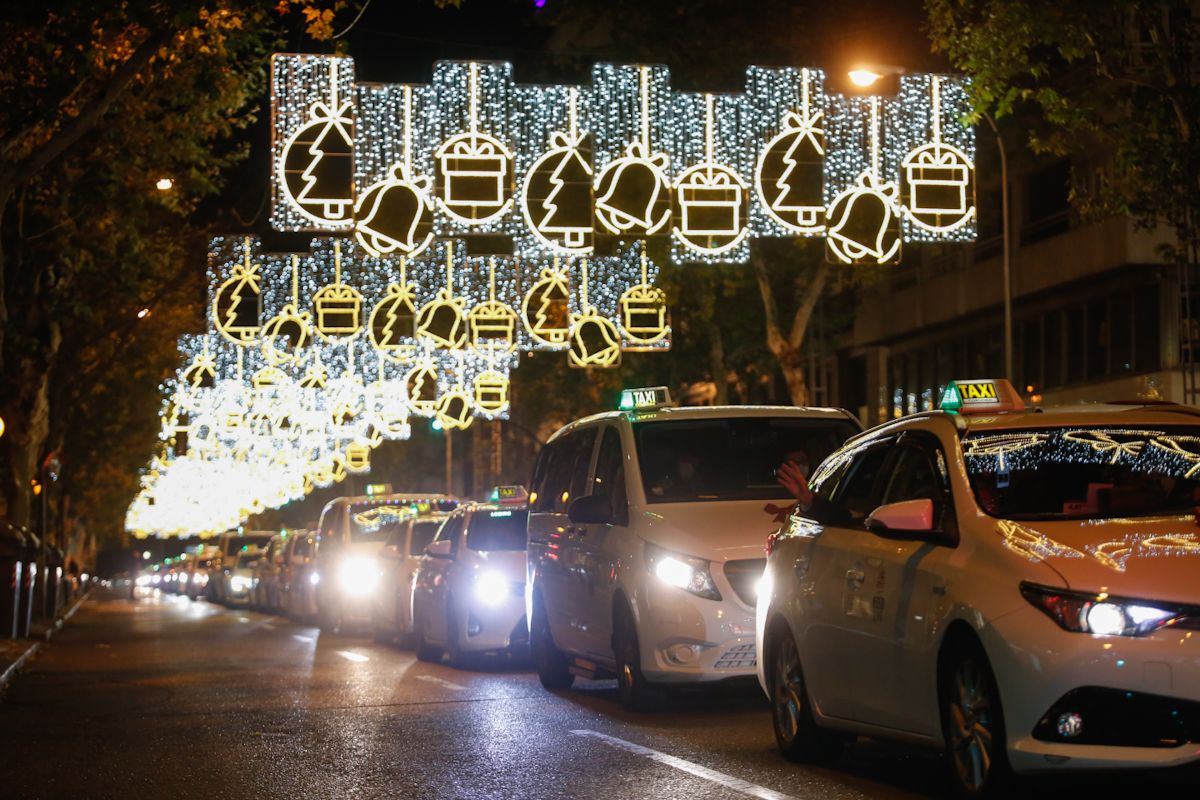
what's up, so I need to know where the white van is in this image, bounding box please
[526,387,860,709]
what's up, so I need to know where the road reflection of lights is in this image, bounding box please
[336,650,369,662]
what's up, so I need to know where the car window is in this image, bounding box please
[466,509,530,551]
[384,520,410,549]
[318,506,341,543]
[882,444,945,505]
[833,444,893,521]
[293,535,311,557]
[532,429,597,513]
[567,429,598,508]
[591,426,629,525]
[433,515,464,548]
[409,519,442,555]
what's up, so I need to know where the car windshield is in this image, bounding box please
[963,425,1200,520]
[349,503,413,544]
[409,519,443,555]
[225,536,271,555]
[634,417,858,503]
[466,509,529,551]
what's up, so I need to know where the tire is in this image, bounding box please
[767,623,844,764]
[414,601,442,663]
[530,592,573,690]
[940,639,1013,799]
[613,600,664,712]
[318,597,338,633]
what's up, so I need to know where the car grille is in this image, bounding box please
[723,559,766,607]
[713,642,756,669]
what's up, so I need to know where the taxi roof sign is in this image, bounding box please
[489,485,529,505]
[940,379,1024,415]
[619,386,672,411]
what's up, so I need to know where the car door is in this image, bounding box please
[573,424,631,659]
[418,513,464,644]
[376,520,410,627]
[401,517,443,633]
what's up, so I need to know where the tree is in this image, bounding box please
[926,1,1200,277]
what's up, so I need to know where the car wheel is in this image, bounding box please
[530,592,573,690]
[613,601,664,712]
[768,625,844,764]
[445,597,472,670]
[414,603,442,663]
[940,640,1012,798]
[318,598,338,633]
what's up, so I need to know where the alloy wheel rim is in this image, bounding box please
[772,639,803,742]
[948,659,994,791]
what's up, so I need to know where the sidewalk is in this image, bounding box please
[0,590,90,693]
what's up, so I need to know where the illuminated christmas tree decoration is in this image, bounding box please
[522,87,594,253]
[755,68,825,234]
[672,94,750,256]
[275,56,356,229]
[213,238,263,345]
[436,62,514,225]
[406,358,440,416]
[522,262,571,347]
[182,346,217,389]
[618,244,670,349]
[825,97,902,265]
[368,274,419,364]
[569,260,622,368]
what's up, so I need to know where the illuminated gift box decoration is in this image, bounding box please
[437,133,512,222]
[619,283,669,346]
[473,370,510,414]
[902,144,970,217]
[468,299,518,351]
[678,169,744,235]
[313,283,363,337]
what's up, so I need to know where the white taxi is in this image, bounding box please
[527,387,861,709]
[411,488,531,667]
[757,379,1200,796]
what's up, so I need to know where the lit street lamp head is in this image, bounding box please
[848,69,882,87]
[156,177,173,191]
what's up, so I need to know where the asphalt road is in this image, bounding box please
[0,590,1195,800]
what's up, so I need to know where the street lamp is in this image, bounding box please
[155,177,174,191]
[846,64,1014,382]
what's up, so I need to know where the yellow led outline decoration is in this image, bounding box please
[435,63,514,226]
[417,247,468,350]
[521,87,594,254]
[594,67,671,236]
[299,352,329,389]
[312,241,365,342]
[900,76,976,234]
[435,385,475,430]
[355,86,436,256]
[181,346,217,389]
[262,256,313,367]
[755,68,825,234]
[279,60,355,227]
[521,261,571,347]
[1062,429,1152,464]
[1148,435,1200,477]
[212,238,263,345]
[368,257,419,364]
[618,244,670,349]
[365,362,411,441]
[568,260,621,369]
[673,95,750,255]
[339,441,373,474]
[468,257,518,353]
[405,358,440,417]
[251,366,288,390]
[826,98,902,266]
[473,370,510,416]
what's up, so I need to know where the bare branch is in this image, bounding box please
[787,261,832,351]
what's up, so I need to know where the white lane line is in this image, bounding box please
[570,730,798,800]
[293,634,314,643]
[336,650,370,663]
[416,674,467,691]
[262,622,276,629]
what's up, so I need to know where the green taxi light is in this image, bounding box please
[940,383,963,413]
[619,386,671,411]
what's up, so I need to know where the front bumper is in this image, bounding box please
[636,580,758,683]
[987,605,1200,773]
[457,593,528,655]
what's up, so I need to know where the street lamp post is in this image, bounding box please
[983,113,1014,382]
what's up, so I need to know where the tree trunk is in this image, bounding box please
[751,250,831,407]
[777,345,811,407]
[709,326,729,405]
[2,362,52,529]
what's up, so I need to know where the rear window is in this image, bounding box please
[963,425,1200,520]
[225,536,271,555]
[349,503,412,544]
[466,509,530,552]
[634,417,858,503]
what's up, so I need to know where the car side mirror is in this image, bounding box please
[568,495,615,526]
[865,499,935,538]
[424,540,453,559]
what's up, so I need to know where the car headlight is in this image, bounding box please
[196,574,208,586]
[338,558,379,596]
[474,571,510,606]
[1020,582,1181,637]
[231,576,252,593]
[136,575,151,587]
[309,571,320,586]
[645,542,720,601]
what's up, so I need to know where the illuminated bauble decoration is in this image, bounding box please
[417,288,468,350]
[354,163,435,257]
[280,99,355,226]
[569,308,622,368]
[299,359,329,390]
[468,299,518,353]
[618,283,669,349]
[522,267,571,346]
[406,361,440,416]
[434,387,474,430]
[594,143,671,235]
[251,366,288,390]
[260,304,312,366]
[368,282,418,363]
[757,109,825,234]
[182,351,217,389]
[339,441,373,474]
[673,164,749,254]
[900,142,975,233]
[825,172,902,265]
[523,131,594,253]
[435,131,514,224]
[312,282,364,341]
[473,370,510,415]
[213,257,262,345]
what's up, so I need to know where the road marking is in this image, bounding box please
[337,650,370,663]
[570,730,798,800]
[416,674,467,691]
[292,635,314,643]
[262,622,276,630]
[237,617,250,623]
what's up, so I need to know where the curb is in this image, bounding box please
[0,589,91,693]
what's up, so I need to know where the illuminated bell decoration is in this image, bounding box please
[618,283,669,348]
[260,305,312,366]
[595,143,672,235]
[406,361,440,416]
[569,309,622,368]
[435,387,474,430]
[354,163,435,257]
[757,109,825,233]
[417,288,468,350]
[368,282,418,363]
[312,282,364,340]
[673,164,749,254]
[522,268,571,346]
[467,299,518,352]
[900,142,975,233]
[436,132,514,224]
[523,131,594,253]
[280,100,355,226]
[473,370,510,415]
[826,172,902,265]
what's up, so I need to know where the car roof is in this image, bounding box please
[326,492,455,508]
[547,404,860,443]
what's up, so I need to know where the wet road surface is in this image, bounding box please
[0,590,1195,799]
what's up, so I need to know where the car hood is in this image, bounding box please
[468,550,526,580]
[636,499,786,562]
[994,515,1200,604]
